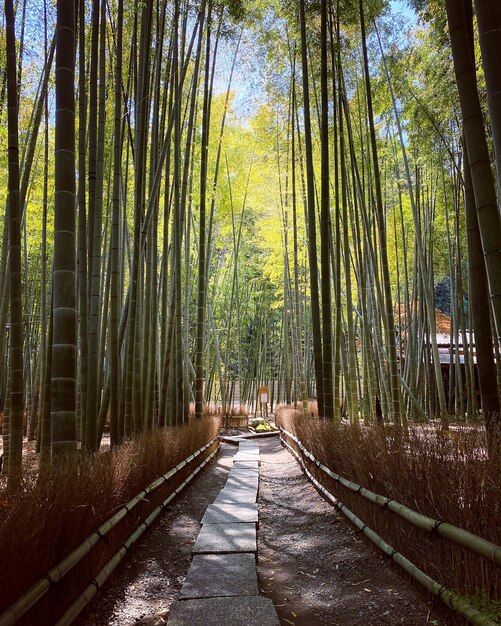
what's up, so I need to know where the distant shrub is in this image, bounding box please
[255,423,277,432]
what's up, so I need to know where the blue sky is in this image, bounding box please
[390,0,418,23]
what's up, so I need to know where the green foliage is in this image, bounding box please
[255,421,277,431]
[408,0,448,40]
[336,0,390,25]
[221,0,246,22]
[469,591,501,623]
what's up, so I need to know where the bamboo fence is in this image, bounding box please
[281,427,500,626]
[0,436,219,626]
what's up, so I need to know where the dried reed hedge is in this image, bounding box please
[276,406,501,617]
[0,417,220,623]
[190,403,249,418]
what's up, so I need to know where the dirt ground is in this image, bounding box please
[257,437,451,626]
[79,435,454,626]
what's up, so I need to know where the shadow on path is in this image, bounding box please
[257,437,453,626]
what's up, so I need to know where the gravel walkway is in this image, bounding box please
[257,437,452,626]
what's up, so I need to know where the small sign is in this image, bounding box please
[258,386,269,404]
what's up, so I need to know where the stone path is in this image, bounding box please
[80,434,451,625]
[167,441,280,626]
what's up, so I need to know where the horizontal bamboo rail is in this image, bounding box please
[280,428,501,567]
[55,445,219,626]
[280,429,499,626]
[0,436,219,626]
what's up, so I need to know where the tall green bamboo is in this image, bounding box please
[290,68,308,417]
[359,0,402,426]
[445,0,501,343]
[109,0,124,447]
[5,0,24,486]
[475,0,501,192]
[299,0,324,416]
[86,0,107,450]
[320,0,334,420]
[376,23,448,424]
[77,0,88,444]
[464,139,500,455]
[195,2,213,419]
[51,0,77,458]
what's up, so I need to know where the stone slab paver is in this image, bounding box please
[201,502,258,524]
[219,431,279,443]
[192,522,256,554]
[233,461,259,469]
[235,444,259,450]
[226,475,259,488]
[218,483,257,493]
[219,483,258,493]
[215,488,257,504]
[226,480,258,488]
[233,455,261,471]
[233,453,261,467]
[226,474,258,486]
[167,597,280,626]
[227,467,259,476]
[179,554,258,599]
[233,454,260,463]
[227,469,259,476]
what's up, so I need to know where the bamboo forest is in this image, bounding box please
[0,0,500,624]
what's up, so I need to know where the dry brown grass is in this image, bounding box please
[276,407,501,612]
[189,402,249,417]
[0,417,220,624]
[278,400,319,417]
